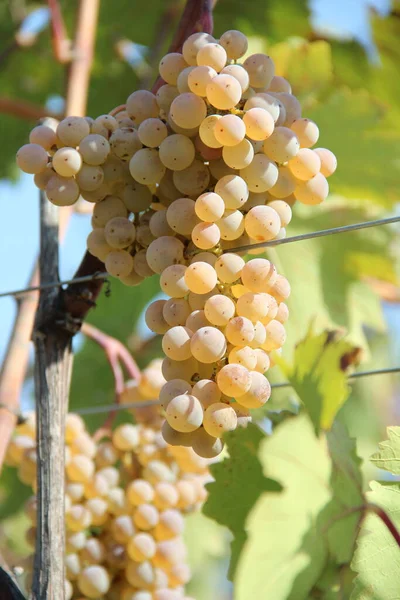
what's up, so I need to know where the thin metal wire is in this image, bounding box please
[72,365,400,416]
[226,215,400,254]
[0,272,108,299]
[0,216,399,300]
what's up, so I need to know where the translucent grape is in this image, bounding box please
[167,198,198,235]
[109,127,142,161]
[195,191,225,222]
[170,93,207,129]
[91,114,118,137]
[276,302,289,324]
[75,163,103,191]
[149,209,174,238]
[229,346,257,370]
[213,114,246,147]
[159,52,187,85]
[146,236,185,274]
[263,126,300,163]
[217,363,252,397]
[57,116,90,146]
[244,205,281,242]
[182,32,215,66]
[314,148,337,177]
[78,565,110,598]
[268,75,292,93]
[127,533,157,562]
[215,175,249,210]
[92,195,127,227]
[222,138,254,170]
[243,108,274,141]
[208,156,236,179]
[138,118,168,148]
[290,118,319,148]
[177,66,196,93]
[191,428,224,458]
[126,90,159,125]
[217,209,245,240]
[262,319,287,351]
[29,125,57,150]
[294,172,329,205]
[241,258,277,292]
[79,134,110,165]
[244,93,281,123]
[161,356,199,382]
[105,250,134,277]
[225,316,255,346]
[203,403,237,437]
[215,253,244,283]
[165,394,203,432]
[122,181,153,212]
[145,300,169,334]
[16,143,48,174]
[206,74,242,110]
[156,84,180,113]
[104,217,135,249]
[161,421,192,447]
[66,504,92,532]
[125,560,156,589]
[220,64,249,91]
[236,370,271,408]
[154,509,184,540]
[159,379,192,410]
[127,479,154,506]
[184,262,217,294]
[46,174,80,206]
[191,222,220,250]
[112,423,139,451]
[267,199,292,227]
[190,326,226,363]
[129,148,165,185]
[272,92,301,125]
[158,134,195,171]
[185,309,209,331]
[197,42,227,71]
[191,251,217,267]
[81,538,106,564]
[243,53,275,88]
[241,154,278,192]
[133,250,153,278]
[199,115,222,148]
[204,294,235,326]
[288,148,321,180]
[160,264,189,298]
[220,30,248,59]
[188,65,217,96]
[268,165,295,198]
[172,159,210,196]
[86,228,112,261]
[163,298,191,327]
[162,326,193,361]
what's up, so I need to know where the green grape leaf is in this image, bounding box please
[234,415,365,600]
[202,424,281,578]
[370,427,400,475]
[276,328,361,433]
[351,482,400,600]
[307,89,400,207]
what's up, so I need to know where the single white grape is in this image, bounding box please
[236,292,274,323]
[153,482,179,509]
[294,172,329,205]
[288,148,321,180]
[262,319,287,351]
[149,209,175,238]
[185,309,210,331]
[154,508,184,540]
[220,30,248,60]
[190,251,217,266]
[165,394,203,432]
[177,66,196,93]
[184,262,217,294]
[163,298,191,327]
[267,273,291,302]
[92,195,127,227]
[220,64,249,91]
[188,65,217,96]
[271,92,301,125]
[133,249,154,278]
[191,428,224,458]
[243,107,275,142]
[204,294,235,326]
[314,148,337,177]
[133,504,160,530]
[126,479,154,506]
[199,115,222,148]
[159,134,195,171]
[105,249,134,277]
[197,42,227,71]
[160,264,189,298]
[236,370,271,408]
[159,379,192,409]
[112,423,139,451]
[195,191,225,222]
[268,75,292,93]
[45,174,80,206]
[229,346,257,370]
[126,90,159,125]
[156,84,180,113]
[190,326,227,363]
[166,198,198,235]
[268,165,296,198]
[86,229,112,261]
[225,316,255,346]
[263,126,300,163]
[146,236,185,274]
[267,200,292,227]
[241,258,277,292]
[77,565,110,598]
[161,355,199,382]
[290,118,319,148]
[170,93,207,129]
[76,163,104,191]
[253,348,270,373]
[191,222,220,250]
[240,154,278,192]
[159,52,188,85]
[145,300,169,334]
[122,181,153,212]
[192,378,221,408]
[172,159,210,196]
[129,148,165,185]
[217,209,245,240]
[276,302,289,323]
[203,402,237,437]
[138,118,168,148]
[79,134,110,165]
[57,116,90,146]
[215,253,244,283]
[109,127,142,161]
[206,74,242,110]
[244,205,281,242]
[187,288,217,310]
[213,114,246,147]
[243,53,275,88]
[162,326,193,361]
[217,364,252,397]
[104,217,135,249]
[215,174,249,210]
[182,32,215,66]
[244,93,281,123]
[127,533,157,562]
[29,125,57,150]
[16,143,48,174]
[222,138,254,170]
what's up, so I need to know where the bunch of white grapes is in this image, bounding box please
[145,256,286,458]
[5,360,211,600]
[16,28,337,286]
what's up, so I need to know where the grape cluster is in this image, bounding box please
[16,29,336,285]
[145,256,286,458]
[5,362,210,600]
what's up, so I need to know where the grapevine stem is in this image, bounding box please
[367,503,400,548]
[48,0,71,63]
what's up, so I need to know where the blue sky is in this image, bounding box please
[0,0,395,372]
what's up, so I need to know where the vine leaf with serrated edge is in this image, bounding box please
[370,427,400,475]
[276,326,362,434]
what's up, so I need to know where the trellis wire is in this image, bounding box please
[72,365,400,416]
[0,215,399,300]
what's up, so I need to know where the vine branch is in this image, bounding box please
[48,0,71,63]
